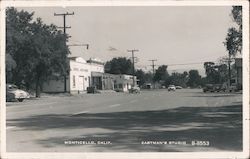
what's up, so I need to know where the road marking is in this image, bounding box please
[6,102,57,108]
[108,104,121,108]
[6,126,17,130]
[72,111,89,116]
[130,100,137,103]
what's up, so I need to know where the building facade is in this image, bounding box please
[91,73,137,92]
[43,57,104,94]
[113,74,136,92]
[43,57,137,94]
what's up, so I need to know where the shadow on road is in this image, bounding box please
[7,104,242,152]
[186,94,241,98]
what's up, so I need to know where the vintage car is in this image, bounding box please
[228,83,238,92]
[203,84,215,92]
[6,84,30,102]
[203,84,227,93]
[129,86,140,93]
[87,86,100,94]
[175,86,183,89]
[168,85,176,91]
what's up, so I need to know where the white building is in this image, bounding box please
[113,74,136,92]
[91,73,137,92]
[43,56,137,94]
[43,57,104,94]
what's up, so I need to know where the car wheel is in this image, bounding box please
[18,98,24,102]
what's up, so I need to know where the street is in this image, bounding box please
[6,89,242,152]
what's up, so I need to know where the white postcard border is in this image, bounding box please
[0,1,249,159]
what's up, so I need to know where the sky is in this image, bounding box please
[18,6,235,76]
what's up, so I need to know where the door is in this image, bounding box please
[79,76,85,91]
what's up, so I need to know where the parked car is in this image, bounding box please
[203,84,215,92]
[203,84,226,93]
[215,84,227,92]
[228,84,238,92]
[129,86,140,93]
[6,84,30,102]
[175,86,183,89]
[87,86,100,94]
[168,85,176,91]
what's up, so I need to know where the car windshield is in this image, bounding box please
[169,85,175,87]
[7,84,18,90]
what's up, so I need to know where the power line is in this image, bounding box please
[167,62,204,66]
[137,61,220,68]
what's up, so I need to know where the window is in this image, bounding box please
[73,75,76,87]
[119,84,123,88]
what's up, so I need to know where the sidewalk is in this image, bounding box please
[98,90,117,93]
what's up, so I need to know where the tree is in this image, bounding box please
[217,64,228,83]
[6,8,34,85]
[167,71,189,87]
[105,57,133,75]
[135,69,154,87]
[135,69,145,87]
[6,7,70,97]
[187,70,201,87]
[224,6,242,56]
[154,65,169,82]
[204,61,228,84]
[6,54,16,83]
[224,6,242,86]
[144,72,154,83]
[204,62,217,84]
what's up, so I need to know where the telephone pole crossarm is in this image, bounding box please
[54,12,75,16]
[54,12,74,34]
[68,44,89,49]
[57,26,71,29]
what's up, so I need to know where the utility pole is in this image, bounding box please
[228,54,231,87]
[127,49,139,87]
[54,12,74,92]
[54,12,74,35]
[149,59,157,89]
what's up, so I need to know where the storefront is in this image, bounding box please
[43,57,104,94]
[43,56,137,94]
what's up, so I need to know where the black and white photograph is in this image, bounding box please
[0,0,249,158]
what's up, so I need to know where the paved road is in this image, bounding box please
[6,89,242,152]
